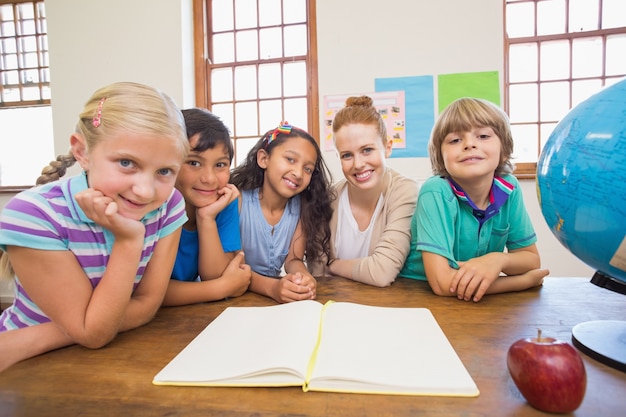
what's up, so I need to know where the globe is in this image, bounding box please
[536,77,626,373]
[537,78,626,287]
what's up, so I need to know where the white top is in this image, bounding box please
[334,187,383,260]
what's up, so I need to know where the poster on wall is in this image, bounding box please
[374,71,501,158]
[322,91,406,152]
[437,71,500,110]
[375,75,435,158]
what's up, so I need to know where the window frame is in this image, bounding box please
[504,0,626,179]
[192,0,320,160]
[0,0,49,108]
[0,0,50,193]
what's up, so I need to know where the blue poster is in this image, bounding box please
[375,76,435,158]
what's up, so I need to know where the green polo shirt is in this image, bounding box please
[399,174,537,281]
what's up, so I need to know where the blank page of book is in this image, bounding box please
[153,301,322,386]
[307,303,480,396]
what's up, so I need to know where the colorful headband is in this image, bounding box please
[92,97,106,128]
[264,121,292,148]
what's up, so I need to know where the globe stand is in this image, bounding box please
[571,271,626,373]
[590,270,626,295]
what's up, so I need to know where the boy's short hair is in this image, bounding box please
[429,98,515,177]
[182,108,234,162]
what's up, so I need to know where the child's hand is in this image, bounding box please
[520,268,549,288]
[222,252,252,298]
[197,184,240,221]
[74,188,145,240]
[451,254,503,302]
[275,272,316,303]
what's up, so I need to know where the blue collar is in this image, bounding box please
[447,176,514,225]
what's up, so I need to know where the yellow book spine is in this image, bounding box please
[302,300,334,392]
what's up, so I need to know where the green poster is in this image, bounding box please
[437,71,500,112]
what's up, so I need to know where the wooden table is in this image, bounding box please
[0,277,624,417]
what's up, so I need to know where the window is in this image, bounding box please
[505,0,626,177]
[0,0,53,189]
[194,0,318,166]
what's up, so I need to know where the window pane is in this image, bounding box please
[234,0,257,29]
[213,32,235,64]
[283,0,306,24]
[211,68,233,102]
[5,54,18,70]
[605,77,622,87]
[1,4,14,20]
[511,124,539,163]
[22,85,41,100]
[236,30,258,61]
[506,0,626,166]
[41,84,50,99]
[260,27,282,59]
[540,122,558,154]
[283,61,306,96]
[509,43,537,82]
[572,37,602,78]
[569,0,599,32]
[259,0,281,27]
[259,99,283,130]
[606,35,626,76]
[1,21,16,37]
[258,63,281,98]
[602,0,626,29]
[212,0,234,32]
[283,97,307,130]
[235,101,258,136]
[5,70,19,85]
[24,51,39,67]
[17,2,34,19]
[39,33,48,49]
[537,0,565,36]
[0,106,54,186]
[234,137,259,167]
[572,79,602,108]
[509,83,538,123]
[506,2,535,37]
[284,24,307,56]
[540,81,570,122]
[211,103,235,136]
[540,40,570,80]
[3,38,17,53]
[21,19,36,35]
[234,65,257,100]
[3,90,19,102]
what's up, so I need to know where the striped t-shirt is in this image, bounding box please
[0,173,187,330]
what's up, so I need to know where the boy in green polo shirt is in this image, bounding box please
[400,98,548,302]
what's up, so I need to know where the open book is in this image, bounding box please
[153,300,479,397]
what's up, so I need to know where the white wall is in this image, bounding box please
[0,1,594,304]
[45,0,196,159]
[315,0,593,278]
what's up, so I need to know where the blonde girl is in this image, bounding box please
[0,82,189,371]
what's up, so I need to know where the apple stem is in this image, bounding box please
[537,328,543,342]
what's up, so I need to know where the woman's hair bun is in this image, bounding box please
[345,96,373,107]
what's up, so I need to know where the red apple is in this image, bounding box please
[507,329,587,413]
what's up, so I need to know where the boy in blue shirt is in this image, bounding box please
[163,108,251,306]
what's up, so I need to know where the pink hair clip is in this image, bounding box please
[92,97,106,128]
[264,121,292,148]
